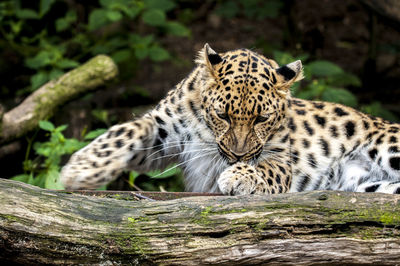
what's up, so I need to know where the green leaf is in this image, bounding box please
[91,44,112,54]
[11,174,30,183]
[361,102,399,122]
[328,72,362,87]
[104,36,129,50]
[31,71,49,90]
[258,0,284,19]
[133,86,150,97]
[96,184,108,191]
[166,21,190,37]
[295,80,325,100]
[143,0,176,11]
[111,49,132,63]
[129,34,154,46]
[149,45,169,61]
[84,129,107,140]
[130,34,154,59]
[215,1,239,18]
[34,143,51,157]
[134,47,149,59]
[273,50,296,65]
[26,173,35,185]
[100,0,134,8]
[63,138,87,153]
[55,18,69,32]
[40,0,55,17]
[56,10,77,32]
[142,9,166,26]
[99,0,114,8]
[23,160,35,173]
[55,124,68,132]
[290,82,301,96]
[55,59,79,69]
[39,120,55,131]
[322,87,358,107]
[88,9,109,31]
[122,5,142,18]
[106,10,123,21]
[146,164,181,179]
[33,173,46,187]
[45,168,64,189]
[16,9,39,19]
[129,171,140,186]
[306,60,344,77]
[241,0,258,18]
[296,89,320,100]
[10,20,23,34]
[25,51,53,69]
[48,68,64,80]
[91,109,109,124]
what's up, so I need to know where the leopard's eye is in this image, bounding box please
[217,112,230,122]
[254,115,269,124]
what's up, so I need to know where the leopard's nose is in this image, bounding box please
[231,151,247,161]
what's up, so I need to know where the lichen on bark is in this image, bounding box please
[1,179,400,265]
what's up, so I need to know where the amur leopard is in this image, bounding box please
[61,44,400,195]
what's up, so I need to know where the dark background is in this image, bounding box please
[1,0,400,190]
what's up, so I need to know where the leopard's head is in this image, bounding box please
[198,44,303,164]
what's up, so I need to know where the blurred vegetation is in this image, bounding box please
[11,121,105,189]
[271,50,398,121]
[0,0,189,96]
[1,0,399,191]
[1,0,190,190]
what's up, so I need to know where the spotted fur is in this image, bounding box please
[61,44,400,195]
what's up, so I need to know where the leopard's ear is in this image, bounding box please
[196,43,223,76]
[274,60,304,96]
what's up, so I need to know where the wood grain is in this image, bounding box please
[1,179,400,265]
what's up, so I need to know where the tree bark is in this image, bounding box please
[1,179,400,265]
[0,55,118,144]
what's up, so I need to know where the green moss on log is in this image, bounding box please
[2,179,400,265]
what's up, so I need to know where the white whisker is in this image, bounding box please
[149,148,217,162]
[128,140,215,152]
[152,151,216,178]
[143,142,216,160]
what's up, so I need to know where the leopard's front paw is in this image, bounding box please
[218,162,266,195]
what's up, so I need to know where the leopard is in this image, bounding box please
[60,44,400,195]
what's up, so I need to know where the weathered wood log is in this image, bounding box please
[1,178,400,265]
[0,55,118,144]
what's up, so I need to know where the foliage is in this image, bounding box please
[129,165,184,192]
[215,0,283,19]
[361,102,399,122]
[273,51,360,107]
[12,120,183,191]
[0,0,190,93]
[11,121,105,189]
[272,50,398,121]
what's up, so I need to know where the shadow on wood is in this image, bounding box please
[1,179,400,265]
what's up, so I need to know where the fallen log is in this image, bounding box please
[1,178,400,265]
[0,55,118,144]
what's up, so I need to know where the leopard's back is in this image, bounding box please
[284,98,400,193]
